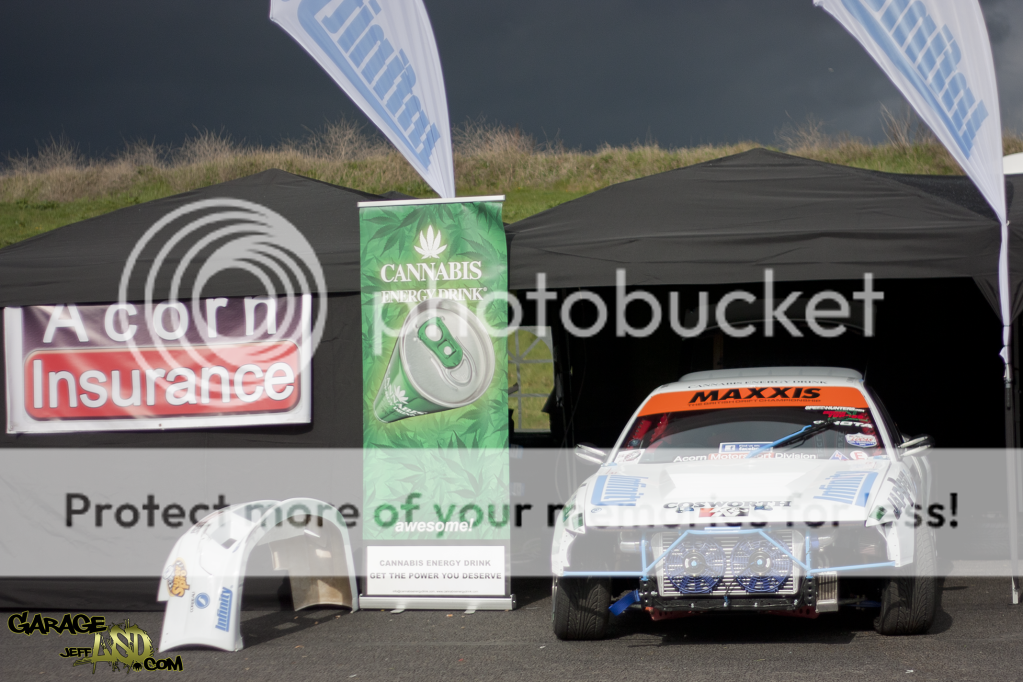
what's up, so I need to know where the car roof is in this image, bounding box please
[680,366,862,382]
[663,366,865,394]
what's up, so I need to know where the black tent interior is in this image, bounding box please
[504,148,1023,448]
[1,151,1020,606]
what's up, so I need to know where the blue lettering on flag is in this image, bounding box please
[296,0,440,169]
[591,475,648,507]
[843,0,988,158]
[215,587,233,632]
[813,471,878,506]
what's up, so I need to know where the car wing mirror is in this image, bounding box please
[574,443,607,465]
[900,434,934,458]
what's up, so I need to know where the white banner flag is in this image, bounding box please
[271,0,455,198]
[816,0,1009,344]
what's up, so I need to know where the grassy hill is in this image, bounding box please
[3,117,1021,249]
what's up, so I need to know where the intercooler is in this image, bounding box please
[654,530,803,597]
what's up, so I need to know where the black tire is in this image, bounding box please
[551,576,611,640]
[873,524,937,635]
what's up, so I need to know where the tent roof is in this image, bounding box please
[3,151,1022,316]
[0,169,381,306]
[506,148,1023,316]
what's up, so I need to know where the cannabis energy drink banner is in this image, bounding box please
[358,197,510,603]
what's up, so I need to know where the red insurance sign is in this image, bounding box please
[4,296,311,433]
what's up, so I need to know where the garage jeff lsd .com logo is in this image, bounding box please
[7,612,184,672]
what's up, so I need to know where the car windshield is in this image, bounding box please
[615,405,887,464]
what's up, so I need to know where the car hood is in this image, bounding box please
[581,459,891,528]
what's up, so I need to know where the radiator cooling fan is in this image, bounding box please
[730,538,793,593]
[664,540,726,594]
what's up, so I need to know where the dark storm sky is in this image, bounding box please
[1,0,1021,158]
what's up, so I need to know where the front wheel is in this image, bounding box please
[873,525,937,636]
[552,576,611,640]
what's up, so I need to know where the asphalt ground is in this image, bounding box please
[4,576,1022,682]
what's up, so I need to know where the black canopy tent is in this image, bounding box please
[504,149,1023,441]
[0,169,387,450]
[505,148,1023,602]
[506,148,1023,314]
[0,152,1019,603]
[0,169,379,608]
[0,168,377,306]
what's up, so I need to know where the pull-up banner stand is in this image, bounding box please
[357,196,513,610]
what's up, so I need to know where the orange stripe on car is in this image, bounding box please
[638,386,868,416]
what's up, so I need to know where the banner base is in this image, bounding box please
[358,595,516,611]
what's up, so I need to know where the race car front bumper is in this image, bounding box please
[635,569,839,614]
[561,524,887,614]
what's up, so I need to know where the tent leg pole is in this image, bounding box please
[1015,318,1022,508]
[1009,447,1021,605]
[1016,320,1023,605]
[1007,351,1020,605]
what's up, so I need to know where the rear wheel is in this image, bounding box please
[873,525,937,635]
[552,576,611,640]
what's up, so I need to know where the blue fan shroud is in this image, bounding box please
[730,538,793,593]
[664,540,726,594]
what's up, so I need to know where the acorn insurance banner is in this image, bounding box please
[358,197,511,607]
[4,295,311,433]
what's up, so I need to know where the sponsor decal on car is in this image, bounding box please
[813,471,878,506]
[718,442,773,453]
[615,450,643,464]
[806,406,867,415]
[590,475,648,506]
[639,386,868,415]
[711,451,818,460]
[709,452,751,461]
[666,500,792,512]
[672,454,708,462]
[830,450,849,460]
[885,470,915,519]
[164,559,189,598]
[214,588,232,632]
[699,506,749,517]
[846,433,878,448]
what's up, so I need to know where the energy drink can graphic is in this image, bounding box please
[373,298,496,423]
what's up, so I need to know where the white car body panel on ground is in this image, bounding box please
[158,499,359,652]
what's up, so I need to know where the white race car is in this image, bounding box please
[551,367,936,640]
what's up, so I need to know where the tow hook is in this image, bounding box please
[609,590,640,615]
